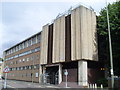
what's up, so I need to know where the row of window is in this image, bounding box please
[5,47,40,61]
[9,64,39,71]
[5,33,41,56]
[6,55,39,66]
[8,72,39,78]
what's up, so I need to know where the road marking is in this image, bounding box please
[7,85,15,88]
[28,84,31,85]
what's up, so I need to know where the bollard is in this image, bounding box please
[93,84,95,88]
[88,84,90,88]
[95,83,97,88]
[90,84,92,88]
[101,84,103,88]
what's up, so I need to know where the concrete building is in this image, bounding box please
[3,5,104,86]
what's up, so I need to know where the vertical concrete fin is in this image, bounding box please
[80,6,89,59]
[75,7,82,60]
[53,16,65,63]
[87,8,93,60]
[71,9,76,61]
[59,15,65,62]
[40,24,49,64]
[91,12,98,61]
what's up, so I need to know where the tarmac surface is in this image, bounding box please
[0,79,114,90]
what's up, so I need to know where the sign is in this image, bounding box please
[3,66,10,73]
[64,69,68,88]
[64,69,68,75]
[36,73,38,77]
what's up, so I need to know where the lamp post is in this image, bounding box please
[106,0,114,88]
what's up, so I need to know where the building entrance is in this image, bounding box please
[46,66,59,85]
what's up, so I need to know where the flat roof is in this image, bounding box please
[4,31,42,52]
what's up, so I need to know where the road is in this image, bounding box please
[0,79,59,89]
[0,80,110,90]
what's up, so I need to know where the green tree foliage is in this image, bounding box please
[0,58,3,62]
[97,1,120,76]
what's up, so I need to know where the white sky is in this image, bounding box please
[0,0,116,57]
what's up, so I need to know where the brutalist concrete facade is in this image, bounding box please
[3,5,104,86]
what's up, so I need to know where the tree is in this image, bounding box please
[0,58,3,62]
[97,1,120,76]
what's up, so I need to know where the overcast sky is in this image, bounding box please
[0,0,116,57]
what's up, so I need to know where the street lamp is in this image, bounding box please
[106,0,114,88]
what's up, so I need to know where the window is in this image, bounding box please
[32,36,36,45]
[28,39,31,46]
[37,34,41,43]
[26,66,29,69]
[25,66,27,70]
[16,46,19,51]
[29,66,32,69]
[21,67,23,70]
[19,67,21,70]
[14,55,18,58]
[22,43,24,49]
[23,59,25,62]
[21,44,23,49]
[5,47,40,60]
[10,68,12,71]
[13,47,16,52]
[19,59,21,63]
[36,73,38,78]
[24,41,27,48]
[31,49,35,53]
[35,47,40,52]
[34,65,36,69]
[17,67,19,70]
[5,52,7,55]
[10,49,12,54]
[23,66,25,70]
[27,58,29,61]
[12,48,14,53]
[19,44,21,50]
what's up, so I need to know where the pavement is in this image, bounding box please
[0,79,4,90]
[0,79,84,89]
[0,79,59,89]
[0,79,109,90]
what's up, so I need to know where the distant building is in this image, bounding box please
[3,5,104,86]
[0,63,3,79]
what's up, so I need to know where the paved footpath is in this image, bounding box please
[0,79,59,88]
[0,79,4,90]
[0,80,110,90]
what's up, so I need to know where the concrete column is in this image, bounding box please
[78,60,88,86]
[42,65,46,84]
[58,64,62,84]
[39,65,42,83]
[42,65,46,74]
